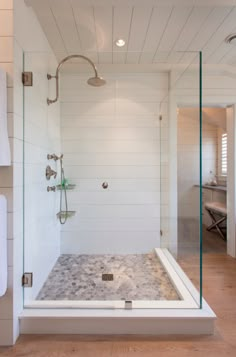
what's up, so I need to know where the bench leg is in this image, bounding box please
[205,209,227,240]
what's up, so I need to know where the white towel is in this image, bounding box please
[0,68,11,166]
[0,195,7,297]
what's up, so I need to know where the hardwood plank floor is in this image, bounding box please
[1,253,236,356]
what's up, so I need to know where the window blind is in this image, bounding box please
[221,133,227,175]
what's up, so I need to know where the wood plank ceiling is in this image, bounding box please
[26,0,236,65]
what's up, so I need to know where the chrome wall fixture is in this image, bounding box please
[47,186,56,192]
[47,153,70,224]
[47,153,63,161]
[45,165,57,180]
[47,54,106,105]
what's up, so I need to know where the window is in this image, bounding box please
[221,132,227,175]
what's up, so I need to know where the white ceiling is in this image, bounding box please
[25,0,236,66]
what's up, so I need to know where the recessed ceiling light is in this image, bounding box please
[225,34,236,44]
[115,39,125,47]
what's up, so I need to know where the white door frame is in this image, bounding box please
[226,105,236,258]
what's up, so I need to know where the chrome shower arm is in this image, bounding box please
[47,54,99,105]
[56,55,98,77]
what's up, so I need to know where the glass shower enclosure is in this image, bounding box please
[22,51,202,310]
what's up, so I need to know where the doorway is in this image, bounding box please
[177,107,227,256]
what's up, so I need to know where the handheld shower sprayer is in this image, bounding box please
[46,153,68,224]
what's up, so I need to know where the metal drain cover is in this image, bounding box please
[102,273,114,281]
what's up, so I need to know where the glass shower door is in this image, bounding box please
[23,51,61,305]
[160,51,203,308]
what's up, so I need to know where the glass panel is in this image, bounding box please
[23,50,202,309]
[23,51,61,305]
[160,52,202,307]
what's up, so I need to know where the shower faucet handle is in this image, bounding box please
[47,153,63,161]
[46,165,57,180]
[47,186,56,192]
[47,154,56,160]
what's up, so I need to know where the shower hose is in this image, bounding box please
[59,157,68,224]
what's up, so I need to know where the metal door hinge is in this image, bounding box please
[159,114,162,121]
[160,229,163,237]
[22,273,33,287]
[22,72,33,86]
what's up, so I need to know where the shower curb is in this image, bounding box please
[19,249,216,335]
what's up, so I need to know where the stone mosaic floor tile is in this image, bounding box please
[37,252,180,301]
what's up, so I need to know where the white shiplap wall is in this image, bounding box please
[60,73,168,254]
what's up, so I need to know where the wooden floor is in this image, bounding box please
[1,253,236,356]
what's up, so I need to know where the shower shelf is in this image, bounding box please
[56,184,76,190]
[56,211,76,219]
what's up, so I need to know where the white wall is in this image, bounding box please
[0,0,14,346]
[60,72,168,254]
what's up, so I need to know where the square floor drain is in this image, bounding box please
[102,274,114,281]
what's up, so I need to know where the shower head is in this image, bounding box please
[47,54,106,105]
[87,76,106,87]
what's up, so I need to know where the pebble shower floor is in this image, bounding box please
[37,252,180,301]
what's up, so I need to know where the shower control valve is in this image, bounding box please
[47,153,63,161]
[47,186,56,192]
[46,165,57,180]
